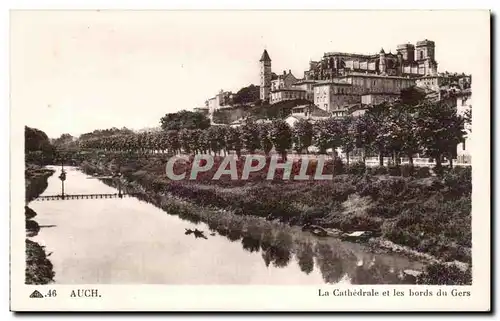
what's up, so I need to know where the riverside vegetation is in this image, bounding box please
[25,164,55,284]
[80,152,472,285]
[25,126,56,284]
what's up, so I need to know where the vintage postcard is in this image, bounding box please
[10,10,490,312]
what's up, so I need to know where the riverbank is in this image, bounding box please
[80,153,472,284]
[25,164,55,284]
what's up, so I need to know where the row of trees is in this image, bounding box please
[79,99,468,169]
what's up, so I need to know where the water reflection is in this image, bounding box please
[92,172,424,285]
[185,228,208,239]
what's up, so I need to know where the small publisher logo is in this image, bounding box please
[29,290,44,298]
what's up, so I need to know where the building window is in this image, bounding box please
[419,51,423,60]
[462,140,466,151]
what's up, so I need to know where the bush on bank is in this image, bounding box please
[25,239,54,284]
[25,164,55,284]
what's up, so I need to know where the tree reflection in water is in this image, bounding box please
[98,177,422,284]
[241,236,260,253]
[295,241,315,275]
[350,257,409,285]
[314,242,353,283]
[260,231,292,268]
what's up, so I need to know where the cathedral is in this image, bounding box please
[304,40,438,80]
[259,40,439,103]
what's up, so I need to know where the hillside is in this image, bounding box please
[212,99,313,124]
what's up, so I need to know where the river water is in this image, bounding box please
[28,166,424,284]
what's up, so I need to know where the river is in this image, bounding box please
[28,166,424,284]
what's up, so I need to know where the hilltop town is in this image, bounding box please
[194,39,472,163]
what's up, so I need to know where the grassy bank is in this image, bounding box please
[80,153,472,284]
[25,164,55,202]
[25,164,55,284]
[25,239,54,284]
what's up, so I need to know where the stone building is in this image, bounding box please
[205,89,234,113]
[313,82,362,112]
[291,80,317,101]
[361,93,400,106]
[336,74,417,94]
[193,106,209,115]
[270,88,308,104]
[269,70,307,104]
[304,39,438,80]
[271,70,299,91]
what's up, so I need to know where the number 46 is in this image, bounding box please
[46,290,57,297]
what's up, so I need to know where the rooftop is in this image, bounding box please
[271,88,306,92]
[260,49,271,62]
[312,82,353,87]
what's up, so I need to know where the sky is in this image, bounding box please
[11,10,488,138]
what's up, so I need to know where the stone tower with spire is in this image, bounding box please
[259,49,272,101]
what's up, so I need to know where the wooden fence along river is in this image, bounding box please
[33,172,134,201]
[34,193,137,201]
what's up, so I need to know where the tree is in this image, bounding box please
[225,127,243,158]
[241,119,261,154]
[190,129,204,154]
[269,119,292,160]
[160,110,211,131]
[232,84,260,105]
[313,118,345,158]
[52,133,76,150]
[258,123,273,156]
[415,101,466,169]
[292,118,313,154]
[179,129,193,154]
[206,126,227,155]
[386,104,420,166]
[362,103,392,166]
[340,116,356,166]
[25,126,55,164]
[400,86,427,106]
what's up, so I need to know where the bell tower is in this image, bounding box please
[259,50,272,101]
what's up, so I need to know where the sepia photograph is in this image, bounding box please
[10,9,490,311]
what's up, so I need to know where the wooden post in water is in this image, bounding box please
[118,173,123,198]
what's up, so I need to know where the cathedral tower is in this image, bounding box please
[416,39,438,75]
[259,50,272,101]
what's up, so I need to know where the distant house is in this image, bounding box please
[193,106,209,115]
[285,104,331,127]
[347,104,368,117]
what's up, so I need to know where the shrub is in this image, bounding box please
[372,166,388,175]
[443,166,472,197]
[347,162,366,175]
[416,263,471,285]
[388,165,401,176]
[400,164,414,177]
[367,205,400,218]
[414,166,431,178]
[333,158,345,175]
